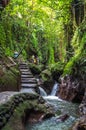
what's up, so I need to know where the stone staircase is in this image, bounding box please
[19,62,38,94]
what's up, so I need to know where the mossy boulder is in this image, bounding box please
[0,93,54,130]
[40,69,54,94]
[41,69,51,82]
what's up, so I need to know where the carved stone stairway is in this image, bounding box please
[19,62,38,94]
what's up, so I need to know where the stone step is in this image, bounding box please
[19,65,27,68]
[19,67,29,69]
[20,88,36,94]
[21,78,36,81]
[21,79,37,84]
[21,72,32,75]
[21,75,33,78]
[19,63,27,65]
[21,83,37,88]
[19,69,30,72]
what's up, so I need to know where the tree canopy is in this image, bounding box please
[0,0,86,78]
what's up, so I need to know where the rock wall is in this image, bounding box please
[58,75,85,103]
[72,89,86,130]
[0,0,10,7]
[72,90,86,130]
[59,76,86,130]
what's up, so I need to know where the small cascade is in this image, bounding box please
[38,81,62,101]
[39,87,47,96]
[50,82,59,96]
[39,82,59,97]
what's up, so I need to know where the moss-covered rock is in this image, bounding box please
[0,93,54,130]
[0,66,20,92]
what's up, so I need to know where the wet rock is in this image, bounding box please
[55,114,69,123]
[72,90,86,130]
[58,75,85,102]
[38,96,45,104]
[79,89,86,115]
[72,115,86,130]
[26,110,54,124]
[42,80,54,95]
[27,111,45,123]
[42,113,55,120]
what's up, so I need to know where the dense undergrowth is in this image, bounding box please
[0,0,86,80]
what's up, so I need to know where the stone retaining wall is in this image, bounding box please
[0,93,44,129]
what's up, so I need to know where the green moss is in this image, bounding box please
[63,28,86,76]
[50,62,65,80]
[41,69,52,82]
[0,66,20,91]
[1,93,52,130]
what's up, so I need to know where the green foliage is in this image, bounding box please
[0,67,19,91]
[28,63,43,74]
[50,62,65,72]
[48,47,55,64]
[5,47,13,57]
[41,69,52,81]
[50,62,65,80]
[0,0,86,81]
[63,26,86,75]
[0,22,6,47]
[31,31,38,48]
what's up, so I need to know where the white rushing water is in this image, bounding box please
[50,82,59,96]
[39,87,47,96]
[39,82,59,97]
[43,95,62,101]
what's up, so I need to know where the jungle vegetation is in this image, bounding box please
[0,0,86,79]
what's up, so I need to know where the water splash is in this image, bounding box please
[43,96,62,101]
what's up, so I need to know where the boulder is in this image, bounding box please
[58,75,85,102]
[72,115,86,130]
[55,114,69,123]
[79,89,86,115]
[72,89,86,130]
[0,93,55,130]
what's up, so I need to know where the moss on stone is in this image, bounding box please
[0,67,20,91]
[41,69,52,82]
[0,93,54,130]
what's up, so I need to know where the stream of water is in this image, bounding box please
[25,97,79,130]
[25,82,79,130]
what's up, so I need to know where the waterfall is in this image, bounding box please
[39,82,59,97]
[39,83,62,101]
[50,82,58,96]
[39,87,47,96]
